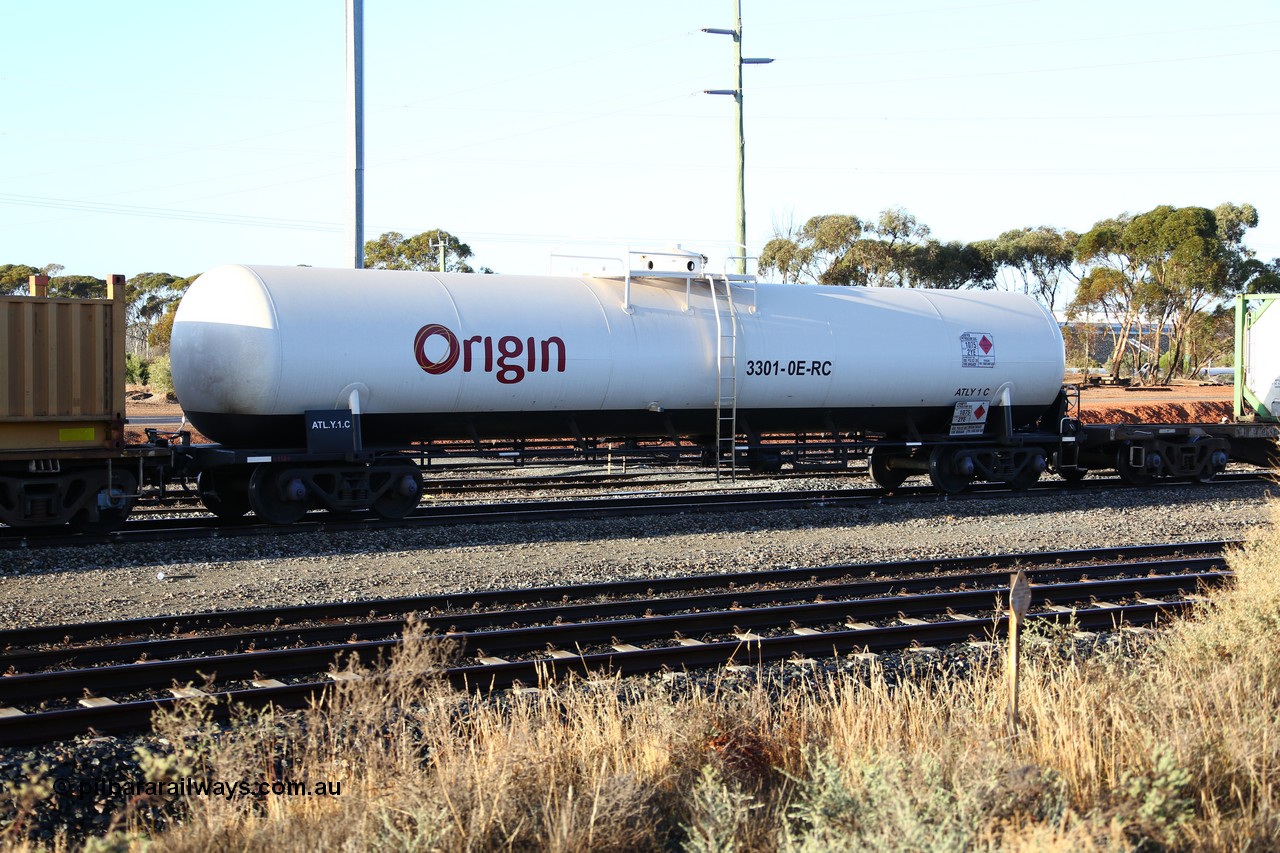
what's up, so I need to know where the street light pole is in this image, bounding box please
[704,0,771,276]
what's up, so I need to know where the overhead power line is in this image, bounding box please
[0,193,343,232]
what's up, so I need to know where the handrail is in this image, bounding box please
[723,255,759,314]
[551,248,760,317]
[549,250,632,313]
[548,251,627,273]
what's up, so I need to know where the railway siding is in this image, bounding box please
[0,545,1227,745]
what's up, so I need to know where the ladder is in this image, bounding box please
[708,275,738,481]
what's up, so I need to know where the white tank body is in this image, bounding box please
[171,265,1065,448]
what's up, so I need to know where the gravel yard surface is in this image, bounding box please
[2,390,1270,847]
[2,478,1273,629]
[2,474,1272,847]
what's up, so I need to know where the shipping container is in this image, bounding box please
[0,275,126,457]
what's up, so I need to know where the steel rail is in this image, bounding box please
[0,572,1220,720]
[0,541,1231,650]
[0,598,1192,746]
[1,556,1227,671]
[1,472,1270,550]
[125,467,828,514]
[446,600,1190,690]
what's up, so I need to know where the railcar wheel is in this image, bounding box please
[198,467,251,520]
[1051,452,1088,483]
[1194,440,1229,484]
[1007,467,1041,491]
[370,462,423,519]
[747,450,783,474]
[869,447,909,491]
[1115,447,1154,486]
[928,446,973,495]
[69,469,138,534]
[1007,452,1047,491]
[248,464,310,525]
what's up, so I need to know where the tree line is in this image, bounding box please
[6,209,1278,383]
[761,203,1280,382]
[0,231,484,366]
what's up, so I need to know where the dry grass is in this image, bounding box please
[7,504,1280,851]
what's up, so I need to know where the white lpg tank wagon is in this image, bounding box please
[170,249,1068,522]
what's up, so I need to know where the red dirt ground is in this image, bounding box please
[1075,382,1235,425]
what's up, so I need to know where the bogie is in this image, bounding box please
[0,464,139,532]
[248,464,311,525]
[928,446,974,494]
[68,469,138,534]
[869,446,911,491]
[198,466,252,520]
[1106,436,1231,486]
[369,461,424,519]
[224,459,426,525]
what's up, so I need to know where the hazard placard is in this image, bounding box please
[960,332,995,368]
[950,401,989,436]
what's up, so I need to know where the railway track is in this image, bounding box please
[0,541,1230,745]
[117,465,861,517]
[1,471,1269,550]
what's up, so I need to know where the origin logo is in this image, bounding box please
[414,324,566,385]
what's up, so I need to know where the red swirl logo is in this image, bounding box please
[413,324,460,375]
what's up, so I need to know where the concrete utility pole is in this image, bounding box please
[346,0,365,269]
[703,0,772,275]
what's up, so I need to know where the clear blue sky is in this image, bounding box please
[3,0,1277,284]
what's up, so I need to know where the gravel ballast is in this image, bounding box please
[1,477,1273,847]
[2,479,1273,629]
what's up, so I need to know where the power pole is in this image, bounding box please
[704,0,772,275]
[346,0,365,269]
[433,236,447,273]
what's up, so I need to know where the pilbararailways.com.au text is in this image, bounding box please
[50,776,342,801]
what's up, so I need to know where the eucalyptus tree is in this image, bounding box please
[1072,203,1263,381]
[364,230,485,273]
[761,209,972,287]
[0,264,103,299]
[1070,214,1148,378]
[127,272,196,356]
[906,239,997,289]
[0,264,41,295]
[46,274,106,299]
[852,208,931,287]
[759,214,863,284]
[1134,206,1226,383]
[1215,203,1278,293]
[1242,257,1280,294]
[0,263,68,295]
[990,226,1081,313]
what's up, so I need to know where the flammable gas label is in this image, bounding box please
[950,401,989,436]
